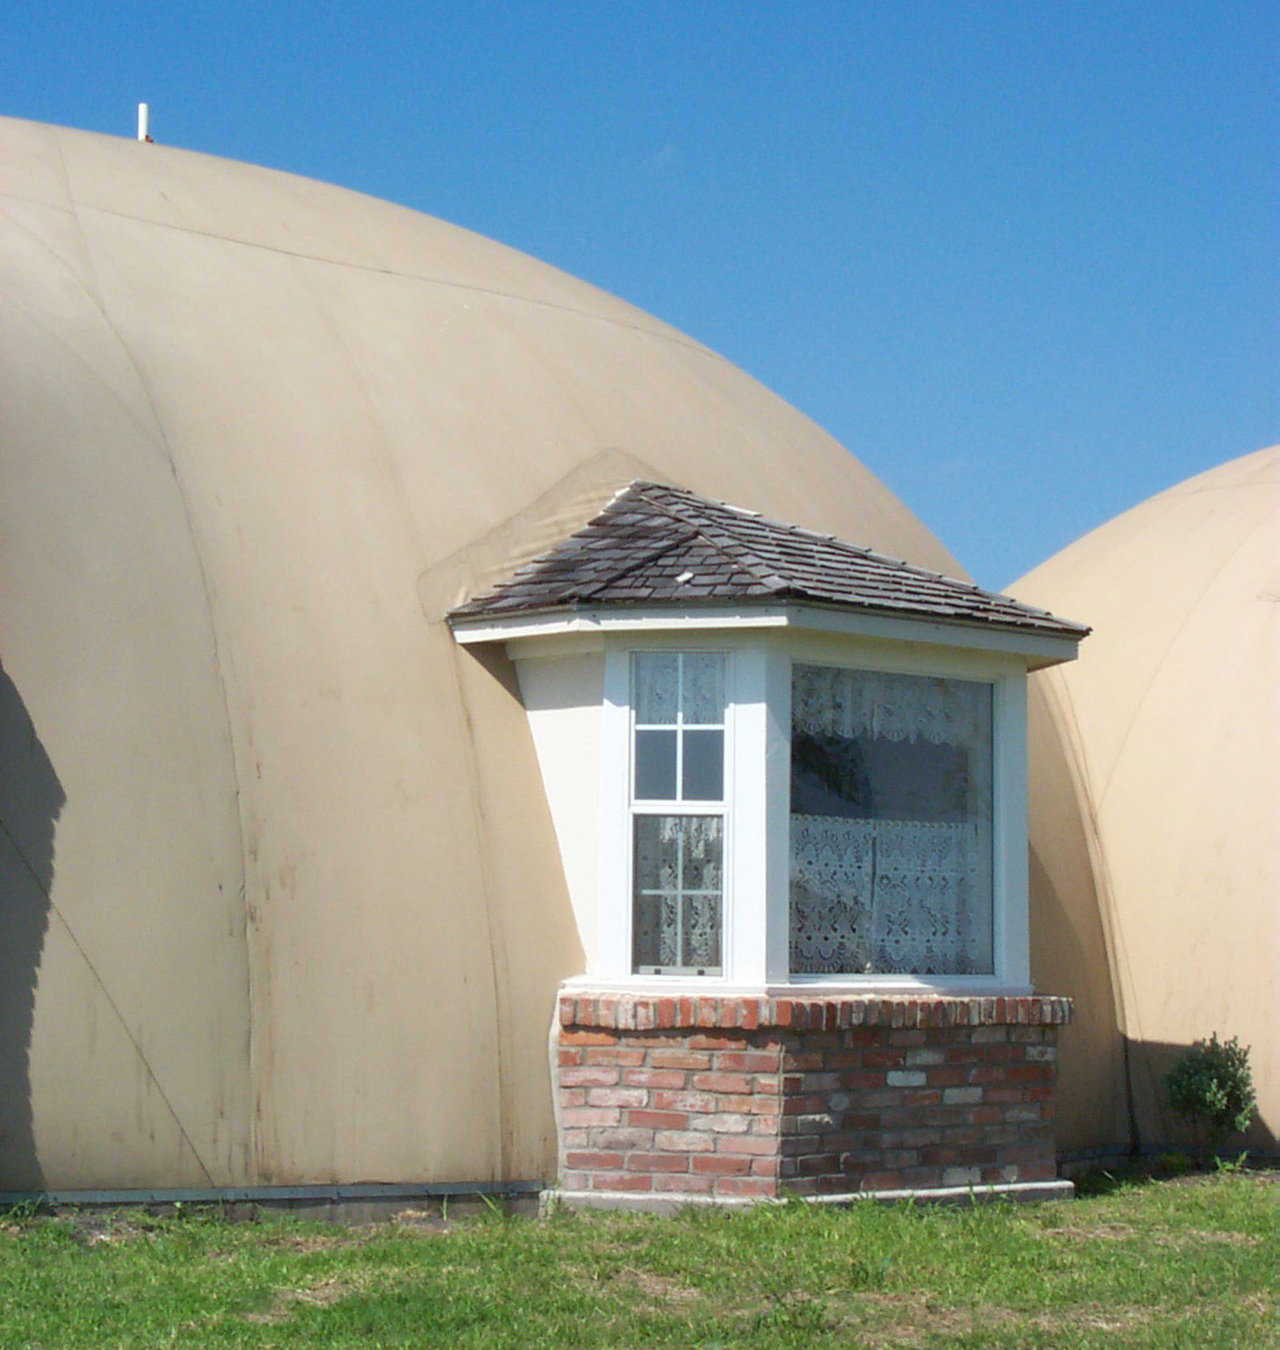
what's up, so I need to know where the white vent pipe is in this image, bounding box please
[137,103,151,142]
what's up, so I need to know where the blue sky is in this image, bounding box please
[7,1,1276,586]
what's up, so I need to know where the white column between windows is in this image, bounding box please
[598,645,632,979]
[993,671,1030,988]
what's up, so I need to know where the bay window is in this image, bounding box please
[574,631,1028,991]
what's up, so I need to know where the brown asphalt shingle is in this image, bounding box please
[448,482,1089,640]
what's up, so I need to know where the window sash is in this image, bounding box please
[629,652,727,975]
[788,663,995,977]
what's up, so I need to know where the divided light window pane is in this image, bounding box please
[682,729,724,801]
[634,729,677,800]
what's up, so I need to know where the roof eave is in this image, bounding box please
[448,598,1085,668]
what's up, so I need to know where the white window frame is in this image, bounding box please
[628,650,730,976]
[598,628,1029,993]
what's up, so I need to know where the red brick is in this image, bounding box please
[781,1050,824,1070]
[591,1127,654,1150]
[715,1134,779,1156]
[558,1048,583,1067]
[717,1051,781,1073]
[626,1152,690,1173]
[560,1106,620,1128]
[840,1069,889,1090]
[750,1157,780,1176]
[859,1171,906,1191]
[656,997,677,1029]
[653,1173,715,1194]
[587,1087,648,1108]
[983,1086,1026,1105]
[654,1130,715,1153]
[688,1112,751,1134]
[587,1046,646,1067]
[1007,1064,1054,1084]
[693,1071,752,1095]
[692,1154,751,1176]
[560,1030,619,1046]
[650,1049,712,1071]
[781,1094,828,1116]
[922,1146,961,1166]
[626,1109,688,1131]
[564,1151,624,1170]
[560,1088,586,1108]
[590,1172,652,1192]
[649,1089,712,1114]
[688,1034,741,1051]
[560,1066,620,1088]
[715,1176,777,1197]
[624,1068,686,1090]
[924,1067,968,1087]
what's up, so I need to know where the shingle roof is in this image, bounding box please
[448,482,1089,640]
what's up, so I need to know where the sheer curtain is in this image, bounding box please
[789,665,993,976]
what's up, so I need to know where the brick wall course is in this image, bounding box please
[554,993,1070,1202]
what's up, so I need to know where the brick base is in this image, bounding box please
[554,993,1070,1203]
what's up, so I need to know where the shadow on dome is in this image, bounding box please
[0,661,64,1191]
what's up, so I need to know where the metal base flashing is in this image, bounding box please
[0,1180,542,1209]
[546,1179,1075,1216]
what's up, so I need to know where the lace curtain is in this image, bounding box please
[789,665,993,976]
[792,664,989,747]
[633,814,723,973]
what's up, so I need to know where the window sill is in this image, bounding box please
[557,985,1069,1031]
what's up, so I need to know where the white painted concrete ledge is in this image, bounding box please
[543,1179,1074,1216]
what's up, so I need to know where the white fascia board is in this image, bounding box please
[451,603,1080,669]
[783,605,1080,669]
[451,607,789,646]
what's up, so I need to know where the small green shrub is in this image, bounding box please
[1164,1034,1257,1160]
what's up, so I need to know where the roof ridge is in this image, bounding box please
[636,480,1059,614]
[569,527,698,602]
[629,484,792,594]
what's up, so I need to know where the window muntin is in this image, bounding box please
[789,664,994,976]
[631,652,726,974]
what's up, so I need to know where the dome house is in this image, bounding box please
[1015,448,1278,1160]
[0,117,1084,1205]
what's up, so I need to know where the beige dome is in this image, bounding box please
[0,117,966,1190]
[1015,448,1279,1156]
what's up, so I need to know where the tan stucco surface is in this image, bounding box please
[0,117,967,1189]
[1014,448,1279,1155]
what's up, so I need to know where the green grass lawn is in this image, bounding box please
[1,1170,1275,1348]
